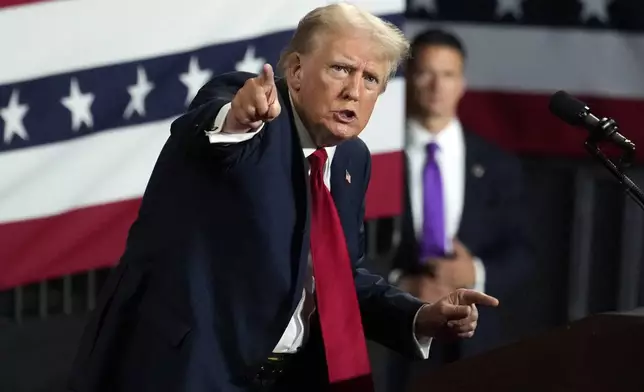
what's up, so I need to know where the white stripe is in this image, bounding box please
[406,22,644,99]
[0,77,403,224]
[360,77,404,154]
[0,0,404,85]
[0,119,173,224]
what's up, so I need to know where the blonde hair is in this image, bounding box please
[277,3,409,83]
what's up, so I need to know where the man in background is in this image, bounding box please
[385,28,531,389]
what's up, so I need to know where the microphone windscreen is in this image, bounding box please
[548,90,587,126]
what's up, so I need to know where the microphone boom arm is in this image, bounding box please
[584,138,644,211]
[586,116,637,168]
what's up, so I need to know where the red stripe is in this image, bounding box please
[0,0,49,8]
[460,90,641,159]
[0,199,140,289]
[0,153,402,289]
[365,151,404,219]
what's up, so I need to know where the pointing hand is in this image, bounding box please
[224,63,282,133]
[414,288,500,341]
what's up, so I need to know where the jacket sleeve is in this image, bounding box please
[169,71,265,168]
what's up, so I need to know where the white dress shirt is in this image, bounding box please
[206,95,431,359]
[405,118,486,293]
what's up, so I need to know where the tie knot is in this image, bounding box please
[308,148,328,172]
[426,142,439,158]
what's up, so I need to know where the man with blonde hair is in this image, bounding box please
[67,4,498,392]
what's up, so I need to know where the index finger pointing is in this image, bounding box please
[257,63,275,87]
[458,289,499,307]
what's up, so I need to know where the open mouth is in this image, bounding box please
[334,110,356,123]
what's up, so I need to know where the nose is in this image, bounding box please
[427,75,439,91]
[341,73,360,101]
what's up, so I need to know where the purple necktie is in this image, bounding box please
[421,142,446,260]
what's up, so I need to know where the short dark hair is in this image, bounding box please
[408,28,467,67]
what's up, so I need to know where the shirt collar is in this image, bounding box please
[406,117,463,152]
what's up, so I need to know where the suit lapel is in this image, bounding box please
[275,78,311,299]
[458,132,486,239]
[276,77,310,226]
[330,143,351,219]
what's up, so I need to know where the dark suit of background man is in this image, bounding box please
[67,6,499,392]
[385,29,531,390]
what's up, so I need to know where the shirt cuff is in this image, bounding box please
[388,268,403,285]
[205,102,264,144]
[412,304,432,359]
[472,257,486,293]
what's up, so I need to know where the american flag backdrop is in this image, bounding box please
[0,0,406,289]
[406,0,644,158]
[3,0,642,291]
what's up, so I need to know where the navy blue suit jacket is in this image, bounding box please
[67,72,426,392]
[391,129,532,357]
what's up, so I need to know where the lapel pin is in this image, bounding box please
[345,169,351,184]
[472,163,485,178]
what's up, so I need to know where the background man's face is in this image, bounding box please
[408,45,465,119]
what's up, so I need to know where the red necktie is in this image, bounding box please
[308,148,373,389]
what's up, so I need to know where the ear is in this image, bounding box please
[288,53,303,91]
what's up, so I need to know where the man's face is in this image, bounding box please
[289,31,389,146]
[408,45,465,119]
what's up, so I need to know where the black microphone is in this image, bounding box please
[548,90,635,150]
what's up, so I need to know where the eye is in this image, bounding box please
[364,75,378,84]
[331,64,349,73]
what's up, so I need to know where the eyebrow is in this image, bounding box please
[335,61,382,83]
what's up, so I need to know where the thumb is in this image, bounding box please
[257,63,275,88]
[442,303,471,321]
